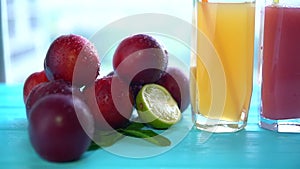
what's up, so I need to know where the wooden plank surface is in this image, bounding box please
[0,84,300,169]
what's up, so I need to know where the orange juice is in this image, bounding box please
[192,1,255,131]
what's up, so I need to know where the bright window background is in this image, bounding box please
[2,0,261,84]
[2,0,193,84]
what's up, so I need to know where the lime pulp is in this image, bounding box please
[136,84,182,129]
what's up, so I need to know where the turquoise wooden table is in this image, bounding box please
[1,83,300,169]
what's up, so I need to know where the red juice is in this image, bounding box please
[262,5,300,120]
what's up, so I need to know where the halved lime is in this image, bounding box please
[136,84,182,129]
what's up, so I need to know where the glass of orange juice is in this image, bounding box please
[190,0,256,132]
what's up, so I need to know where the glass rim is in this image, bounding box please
[265,0,300,6]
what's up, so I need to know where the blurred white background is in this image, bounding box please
[1,0,193,83]
[1,0,262,84]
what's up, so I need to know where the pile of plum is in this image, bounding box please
[23,34,190,162]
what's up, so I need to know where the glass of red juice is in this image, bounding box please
[259,0,300,132]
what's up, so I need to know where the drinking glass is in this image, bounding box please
[191,0,256,132]
[259,0,300,132]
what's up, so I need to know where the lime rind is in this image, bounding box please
[136,84,182,129]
